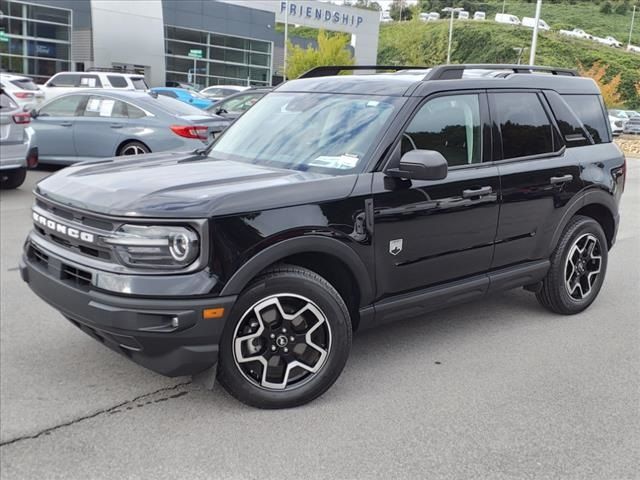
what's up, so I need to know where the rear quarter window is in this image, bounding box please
[562,94,610,144]
[543,91,591,147]
[107,76,128,88]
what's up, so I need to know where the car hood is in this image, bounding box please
[35,152,359,218]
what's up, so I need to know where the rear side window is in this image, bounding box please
[78,75,102,88]
[0,92,18,110]
[543,91,591,147]
[83,96,127,118]
[492,92,553,159]
[48,74,77,87]
[107,76,128,88]
[562,94,610,144]
[131,77,148,90]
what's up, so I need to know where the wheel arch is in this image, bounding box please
[220,236,375,329]
[550,190,618,252]
[116,138,151,156]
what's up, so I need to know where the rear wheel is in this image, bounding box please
[117,141,150,156]
[0,168,27,189]
[217,266,352,409]
[536,216,608,315]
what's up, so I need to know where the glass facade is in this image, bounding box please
[0,0,72,83]
[165,25,272,88]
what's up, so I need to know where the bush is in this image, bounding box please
[600,1,613,13]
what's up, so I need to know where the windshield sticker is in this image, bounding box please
[309,154,359,169]
[99,99,115,117]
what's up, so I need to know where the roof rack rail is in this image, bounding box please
[86,67,143,75]
[298,65,428,79]
[424,64,578,80]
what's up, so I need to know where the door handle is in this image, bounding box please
[550,174,573,185]
[59,121,72,127]
[110,123,123,129]
[462,186,493,198]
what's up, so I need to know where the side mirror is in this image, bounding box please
[29,108,38,119]
[387,149,448,181]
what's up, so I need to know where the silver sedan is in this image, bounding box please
[29,90,230,164]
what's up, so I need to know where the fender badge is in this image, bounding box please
[389,239,403,256]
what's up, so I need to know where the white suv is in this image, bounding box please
[0,74,45,109]
[42,72,148,100]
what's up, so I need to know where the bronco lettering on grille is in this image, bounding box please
[32,211,95,243]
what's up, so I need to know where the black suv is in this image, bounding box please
[21,64,626,408]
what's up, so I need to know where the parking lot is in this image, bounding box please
[1,162,639,479]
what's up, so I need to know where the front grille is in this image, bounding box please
[30,244,49,267]
[61,264,92,289]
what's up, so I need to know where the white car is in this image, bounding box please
[627,44,640,53]
[0,73,45,109]
[473,11,486,21]
[458,11,469,20]
[522,17,550,31]
[609,115,625,136]
[495,13,521,25]
[559,28,592,40]
[419,12,440,22]
[380,11,392,23]
[594,36,623,48]
[199,85,249,102]
[42,71,148,101]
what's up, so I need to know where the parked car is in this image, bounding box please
[0,89,37,189]
[20,64,626,409]
[622,110,640,118]
[594,36,623,48]
[623,117,640,134]
[151,87,214,109]
[420,12,440,21]
[559,28,592,40]
[609,115,624,136]
[0,73,45,109]
[29,90,229,164]
[627,44,640,53]
[495,13,521,25]
[522,17,550,31]
[458,10,469,20]
[473,11,486,20]
[166,81,198,91]
[205,87,271,122]
[380,10,392,23]
[42,72,148,101]
[200,85,249,102]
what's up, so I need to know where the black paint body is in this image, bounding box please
[21,72,626,376]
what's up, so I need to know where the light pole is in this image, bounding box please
[529,0,542,65]
[283,0,289,81]
[502,0,507,14]
[629,5,636,49]
[442,7,463,64]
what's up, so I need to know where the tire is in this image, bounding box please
[0,168,27,189]
[536,215,608,315]
[217,265,352,409]
[117,141,150,156]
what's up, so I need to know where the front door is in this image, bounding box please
[373,92,500,298]
[73,95,127,159]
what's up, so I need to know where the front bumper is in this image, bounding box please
[20,239,237,377]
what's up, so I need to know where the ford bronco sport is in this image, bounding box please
[21,65,626,408]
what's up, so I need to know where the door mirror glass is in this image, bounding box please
[391,149,448,181]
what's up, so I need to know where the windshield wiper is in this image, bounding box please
[193,138,217,157]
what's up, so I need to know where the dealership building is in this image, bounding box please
[0,0,380,87]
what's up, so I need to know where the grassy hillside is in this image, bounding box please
[463,1,640,45]
[378,20,640,108]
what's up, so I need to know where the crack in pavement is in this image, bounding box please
[0,381,192,448]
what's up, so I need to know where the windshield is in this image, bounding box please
[209,92,402,173]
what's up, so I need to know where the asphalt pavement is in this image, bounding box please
[1,163,639,480]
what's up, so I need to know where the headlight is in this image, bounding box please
[104,225,199,269]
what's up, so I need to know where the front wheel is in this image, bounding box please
[536,215,608,315]
[217,266,352,408]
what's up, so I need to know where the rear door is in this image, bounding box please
[490,90,583,268]
[33,94,85,161]
[73,95,127,158]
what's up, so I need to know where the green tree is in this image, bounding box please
[600,1,613,13]
[285,30,355,80]
[390,0,413,21]
[344,0,382,10]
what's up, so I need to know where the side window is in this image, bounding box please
[492,92,553,159]
[39,95,84,117]
[107,76,128,88]
[543,91,591,147]
[156,90,177,99]
[562,94,610,144]
[78,75,102,88]
[83,96,127,118]
[402,94,482,167]
[47,74,78,87]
